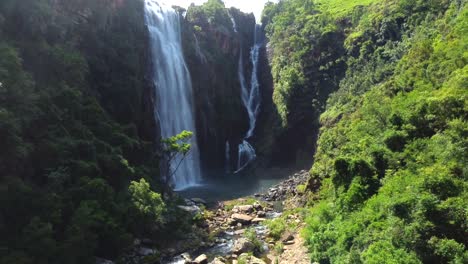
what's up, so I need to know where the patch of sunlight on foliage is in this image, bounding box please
[315,0,378,17]
[129,178,166,223]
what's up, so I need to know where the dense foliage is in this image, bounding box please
[264,0,467,263]
[0,0,194,263]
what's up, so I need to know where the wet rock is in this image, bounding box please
[192,198,207,205]
[95,258,114,264]
[234,229,245,235]
[260,171,310,201]
[252,218,266,223]
[253,202,263,210]
[234,205,254,213]
[178,205,202,215]
[138,247,156,256]
[283,240,295,245]
[231,213,253,224]
[141,238,153,246]
[193,254,208,264]
[185,199,196,206]
[181,252,192,263]
[226,218,236,226]
[210,257,226,264]
[233,238,255,254]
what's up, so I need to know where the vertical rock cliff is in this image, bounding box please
[180,2,257,175]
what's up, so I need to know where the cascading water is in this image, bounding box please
[145,0,202,190]
[225,141,230,173]
[234,25,263,173]
[228,11,238,33]
[193,35,207,64]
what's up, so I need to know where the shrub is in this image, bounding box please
[265,218,287,241]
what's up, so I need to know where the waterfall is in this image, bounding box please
[193,34,207,64]
[234,25,263,173]
[228,11,238,33]
[145,0,202,190]
[247,25,262,138]
[225,141,230,173]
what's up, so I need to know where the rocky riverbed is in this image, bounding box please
[164,170,311,264]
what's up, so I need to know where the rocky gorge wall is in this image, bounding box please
[181,2,257,174]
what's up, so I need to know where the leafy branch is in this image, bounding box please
[161,130,194,178]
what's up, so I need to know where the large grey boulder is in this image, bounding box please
[231,213,253,224]
[232,238,255,254]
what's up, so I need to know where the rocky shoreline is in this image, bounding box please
[96,170,311,264]
[164,170,311,264]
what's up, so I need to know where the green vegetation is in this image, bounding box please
[265,218,287,241]
[223,197,263,211]
[0,0,198,263]
[264,0,467,263]
[1,0,466,263]
[314,0,377,18]
[245,228,265,255]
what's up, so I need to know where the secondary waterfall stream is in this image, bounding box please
[145,0,202,190]
[235,25,263,173]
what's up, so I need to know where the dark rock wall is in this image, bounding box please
[181,5,256,175]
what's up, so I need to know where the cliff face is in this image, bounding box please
[181,3,256,174]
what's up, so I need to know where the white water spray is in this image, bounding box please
[228,11,238,33]
[145,0,202,190]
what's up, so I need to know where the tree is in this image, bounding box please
[128,178,165,224]
[162,130,193,178]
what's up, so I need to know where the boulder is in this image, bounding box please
[238,253,266,264]
[234,229,245,235]
[95,258,114,264]
[256,211,266,217]
[234,205,254,213]
[281,232,294,243]
[181,252,192,263]
[231,213,253,224]
[178,205,202,215]
[138,247,156,256]
[232,238,255,254]
[252,218,266,224]
[193,254,208,264]
[253,202,263,210]
[191,198,207,205]
[248,256,266,264]
[210,257,226,264]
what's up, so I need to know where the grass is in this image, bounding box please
[314,0,378,17]
[223,197,264,211]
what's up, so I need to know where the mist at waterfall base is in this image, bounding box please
[145,0,202,191]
